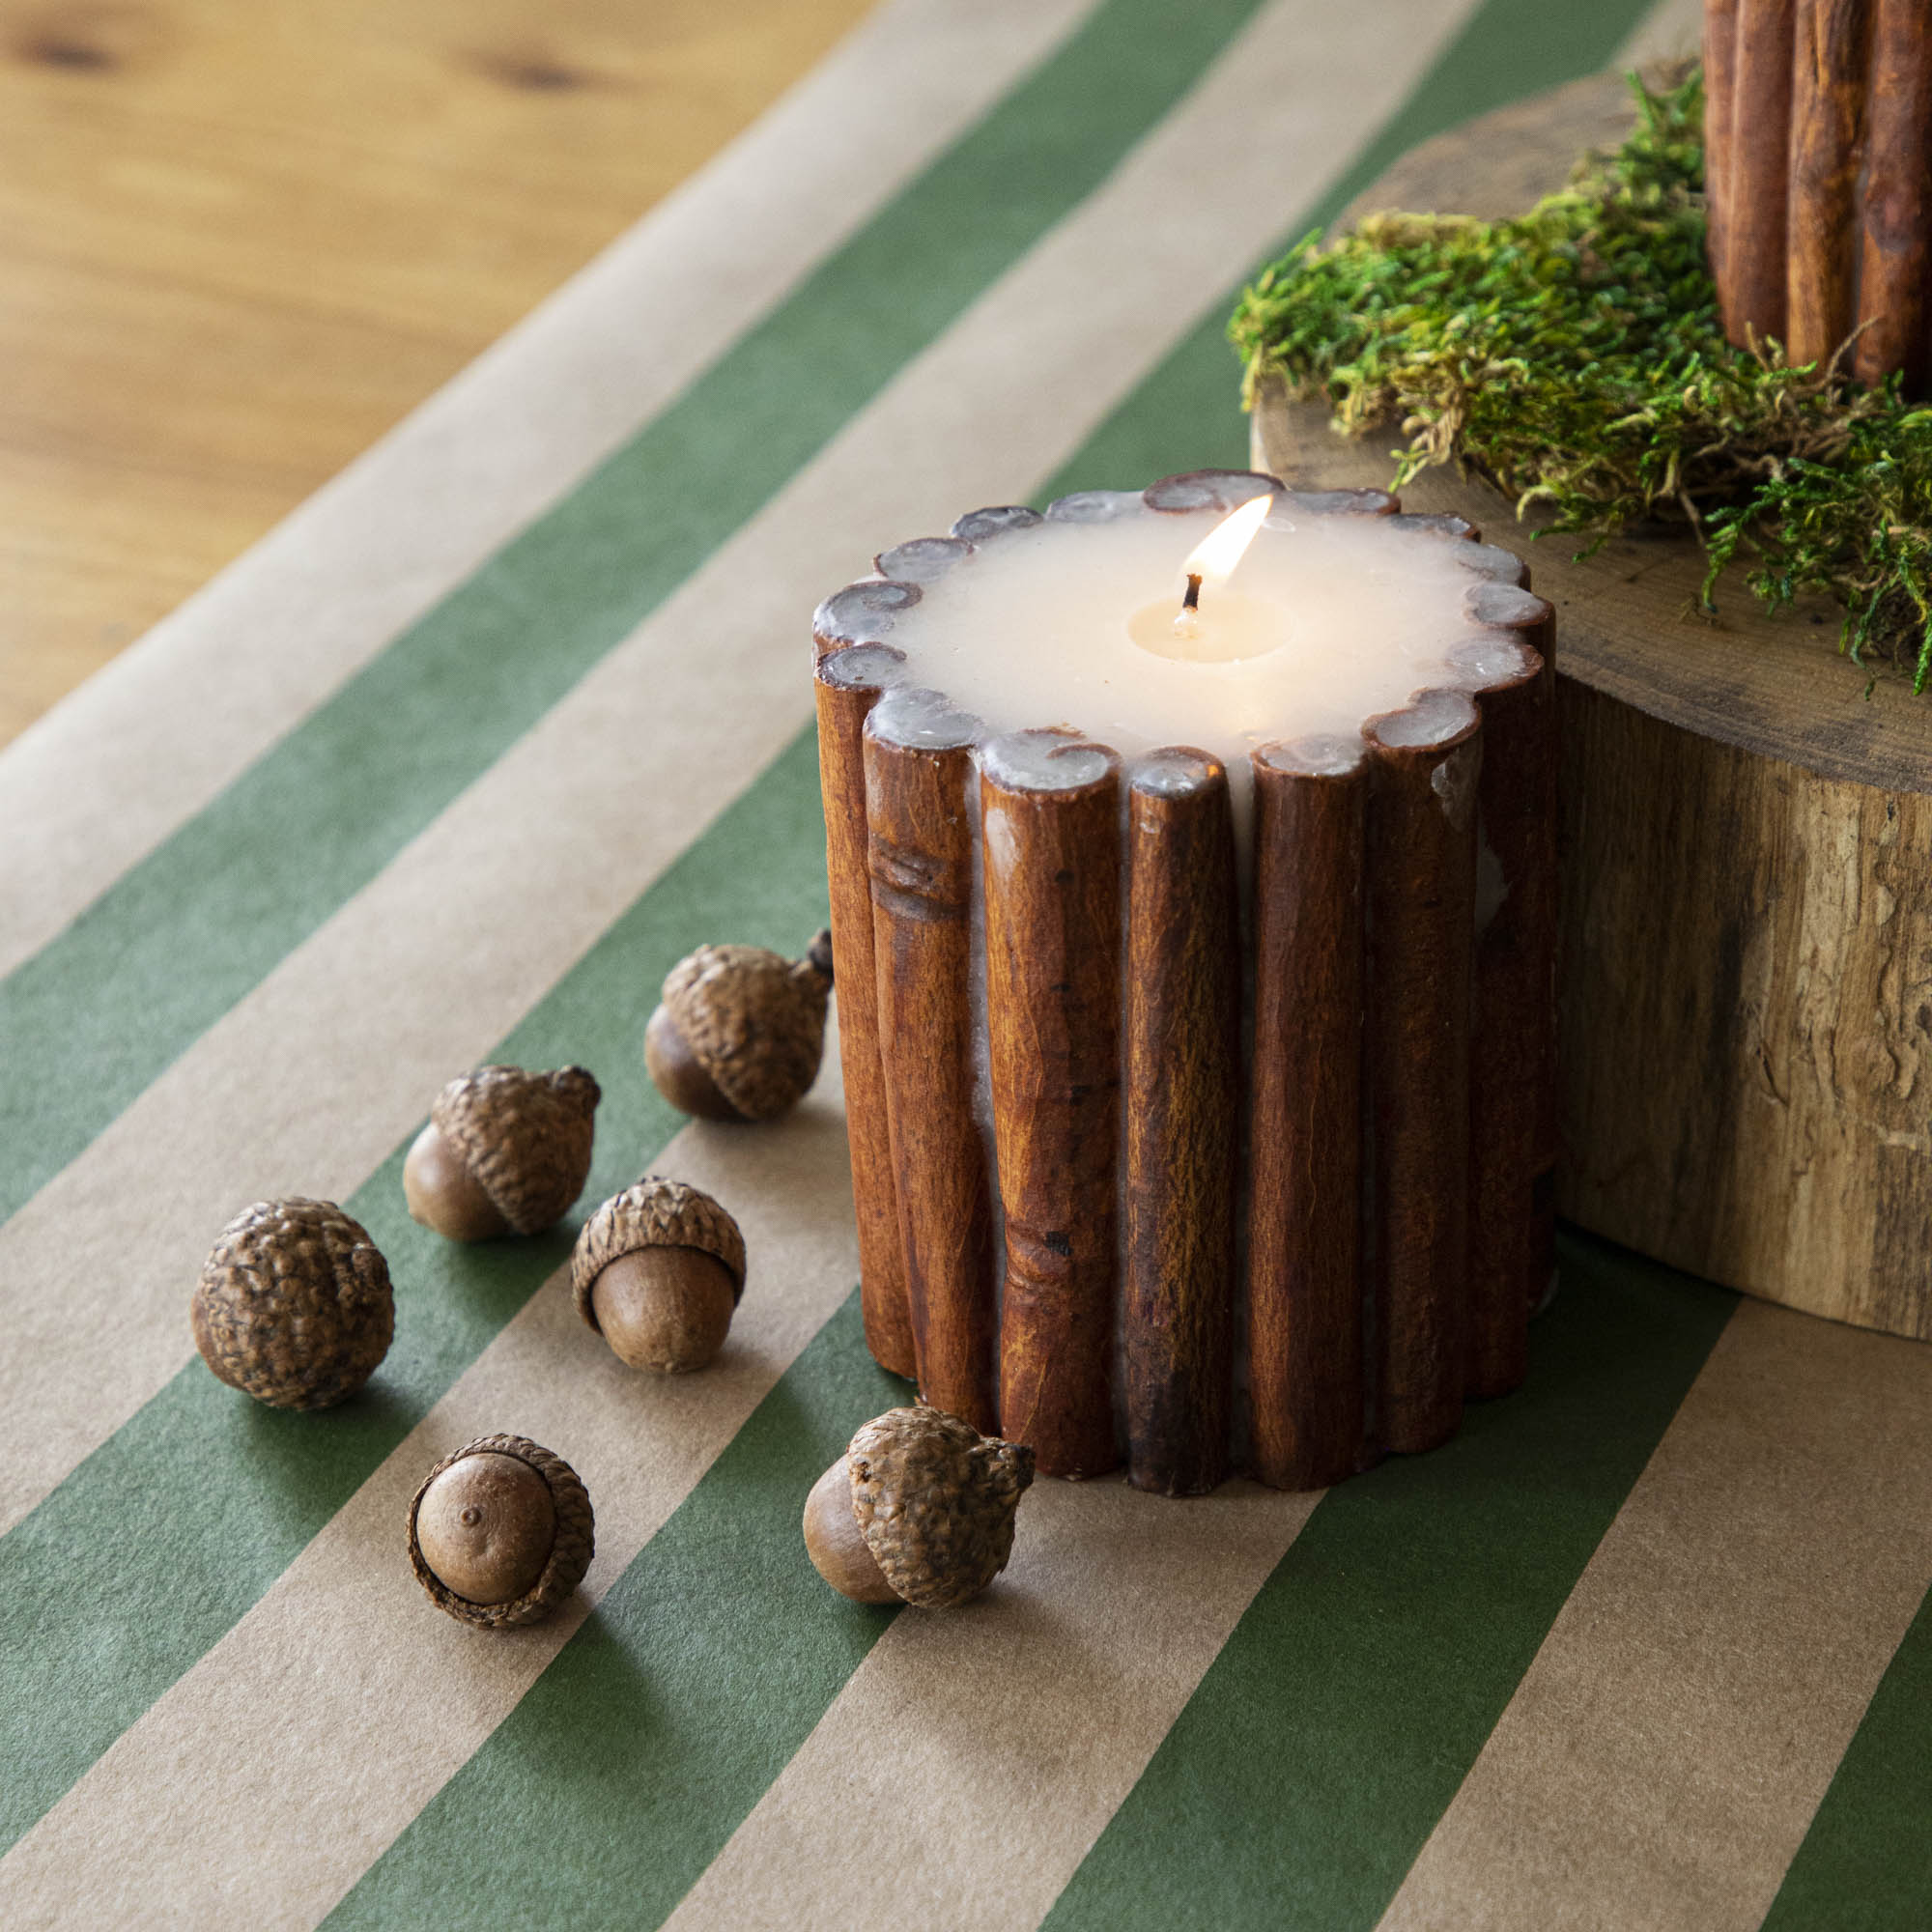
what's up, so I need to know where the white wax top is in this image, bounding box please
[845,499,1494,768]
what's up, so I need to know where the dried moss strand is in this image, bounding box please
[1231,69,1932,688]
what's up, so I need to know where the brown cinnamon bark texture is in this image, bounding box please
[1247,736,1367,1491]
[1122,749,1241,1495]
[864,695,998,1433]
[1855,0,1932,391]
[1723,0,1796,346]
[814,646,917,1379]
[1786,0,1874,368]
[1705,0,1741,291]
[980,731,1124,1477]
[1364,691,1480,1456]
[1453,587,1559,1400]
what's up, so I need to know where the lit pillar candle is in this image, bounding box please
[811,469,1555,1491]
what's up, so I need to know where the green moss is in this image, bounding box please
[1231,71,1932,689]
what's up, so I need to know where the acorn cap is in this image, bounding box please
[570,1176,748,1334]
[431,1065,601,1235]
[659,938,832,1121]
[407,1433,595,1629]
[191,1198,394,1409]
[847,1406,1035,1609]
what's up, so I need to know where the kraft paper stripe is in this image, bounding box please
[0,1089,878,1929]
[1765,1586,1932,1929]
[0,0,1472,1596]
[1037,1237,1739,1932]
[0,732,830,1858]
[664,1480,1323,1932]
[0,0,1273,1235]
[0,0,1100,983]
[1378,1299,1932,1931]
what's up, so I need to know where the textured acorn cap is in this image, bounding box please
[658,936,832,1121]
[570,1176,748,1333]
[847,1406,1035,1609]
[408,1434,595,1629]
[431,1065,601,1235]
[191,1198,394,1409]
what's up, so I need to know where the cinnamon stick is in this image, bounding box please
[1724,0,1797,347]
[1247,735,1366,1491]
[1787,0,1874,368]
[814,645,918,1380]
[1855,0,1932,391]
[1449,585,1559,1400]
[1706,0,1741,293]
[980,730,1124,1477]
[863,690,998,1433]
[1363,690,1480,1456]
[1122,748,1241,1495]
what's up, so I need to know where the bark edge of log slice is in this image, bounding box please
[1252,61,1932,1341]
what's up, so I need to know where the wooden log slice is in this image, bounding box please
[1254,70,1932,1341]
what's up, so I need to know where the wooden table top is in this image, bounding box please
[0,0,873,747]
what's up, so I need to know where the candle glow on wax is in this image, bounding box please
[1130,490,1278,664]
[825,491,1508,769]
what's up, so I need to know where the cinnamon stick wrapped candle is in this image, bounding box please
[811,471,1556,1491]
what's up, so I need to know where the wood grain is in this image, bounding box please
[1785,0,1873,367]
[1462,589,1558,1401]
[813,646,916,1379]
[1251,74,1932,1341]
[0,0,874,746]
[981,738,1122,1478]
[1703,0,1740,290]
[864,714,997,1431]
[1724,0,1796,347]
[1122,750,1240,1496]
[1364,695,1479,1456]
[1246,738,1366,1491]
[1854,0,1932,392]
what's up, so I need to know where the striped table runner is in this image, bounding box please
[5,0,1927,1924]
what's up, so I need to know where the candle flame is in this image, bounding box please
[1183,492,1271,587]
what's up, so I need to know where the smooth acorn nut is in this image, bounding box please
[589,1249,737,1373]
[408,1434,594,1628]
[803,1406,1035,1609]
[571,1176,747,1373]
[643,931,834,1122]
[415,1452,555,1605]
[802,1459,898,1604]
[191,1198,393,1409]
[404,1065,600,1242]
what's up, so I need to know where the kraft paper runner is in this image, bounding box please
[10,0,1932,1925]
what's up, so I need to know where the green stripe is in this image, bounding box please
[1761,1583,1932,1930]
[0,0,1271,1227]
[1038,1235,1737,1931]
[326,1290,904,1931]
[0,732,833,1854]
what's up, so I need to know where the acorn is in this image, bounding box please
[404,1064,601,1242]
[571,1176,747,1373]
[407,1433,595,1629]
[644,931,835,1122]
[802,1406,1035,1609]
[191,1197,394,1409]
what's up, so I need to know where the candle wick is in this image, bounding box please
[1181,572,1203,613]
